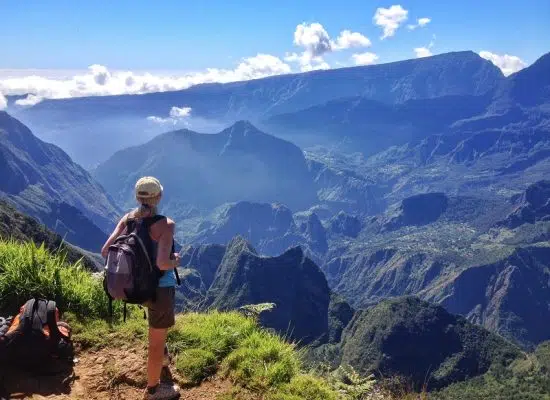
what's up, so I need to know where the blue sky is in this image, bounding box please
[0,0,548,106]
[1,0,548,70]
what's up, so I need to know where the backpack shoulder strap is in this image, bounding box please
[144,215,166,228]
[126,217,137,233]
[20,299,37,333]
[46,301,63,340]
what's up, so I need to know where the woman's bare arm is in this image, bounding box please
[156,219,180,270]
[101,216,127,258]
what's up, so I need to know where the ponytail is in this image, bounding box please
[130,203,158,220]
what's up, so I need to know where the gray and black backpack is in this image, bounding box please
[103,215,167,319]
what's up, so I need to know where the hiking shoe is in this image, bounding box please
[144,382,180,400]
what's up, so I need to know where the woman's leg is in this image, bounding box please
[147,327,168,388]
[146,287,176,389]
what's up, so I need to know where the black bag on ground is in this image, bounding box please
[0,298,73,370]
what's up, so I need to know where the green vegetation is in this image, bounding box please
[5,237,548,399]
[338,297,522,390]
[0,238,375,399]
[434,342,550,400]
[0,239,108,316]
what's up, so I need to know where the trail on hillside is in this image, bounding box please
[5,346,233,400]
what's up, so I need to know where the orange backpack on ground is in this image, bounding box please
[0,298,73,370]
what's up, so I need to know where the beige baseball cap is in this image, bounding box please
[135,176,163,199]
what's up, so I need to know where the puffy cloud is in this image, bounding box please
[15,94,44,107]
[289,23,369,71]
[0,92,6,110]
[373,5,408,39]
[301,60,331,72]
[479,51,527,76]
[333,30,371,50]
[0,54,292,105]
[169,106,192,119]
[148,106,192,126]
[293,22,333,61]
[352,52,379,66]
[89,64,111,85]
[146,116,174,125]
[418,18,431,27]
[408,17,431,30]
[414,47,432,58]
[414,34,436,58]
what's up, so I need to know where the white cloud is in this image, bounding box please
[418,18,431,27]
[414,34,436,58]
[408,17,431,30]
[289,23,370,71]
[15,94,44,107]
[301,61,331,72]
[352,52,379,66]
[373,5,408,39]
[169,106,192,119]
[148,106,192,126]
[479,51,527,76]
[0,92,6,110]
[414,47,433,58]
[146,116,175,125]
[333,30,371,50]
[89,64,111,85]
[0,54,292,105]
[293,22,333,61]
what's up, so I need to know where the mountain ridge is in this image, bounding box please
[13,50,505,167]
[0,111,120,250]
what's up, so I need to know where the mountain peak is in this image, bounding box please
[223,120,265,138]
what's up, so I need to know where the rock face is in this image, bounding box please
[326,242,550,349]
[500,181,550,228]
[431,246,550,348]
[201,237,332,344]
[93,121,318,214]
[303,213,328,253]
[0,111,118,250]
[329,211,362,238]
[382,193,449,231]
[339,297,520,390]
[195,202,299,255]
[180,243,226,289]
[190,201,332,259]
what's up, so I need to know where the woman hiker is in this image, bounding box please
[101,176,181,400]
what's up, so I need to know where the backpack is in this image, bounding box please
[0,298,73,370]
[103,215,179,319]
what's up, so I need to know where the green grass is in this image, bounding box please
[0,239,108,317]
[222,330,300,391]
[0,239,377,399]
[175,348,217,385]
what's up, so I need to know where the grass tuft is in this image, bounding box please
[222,331,300,391]
[0,240,108,317]
[175,348,217,385]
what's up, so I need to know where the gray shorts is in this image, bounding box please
[145,287,175,329]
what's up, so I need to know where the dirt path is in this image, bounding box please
[4,346,234,399]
